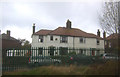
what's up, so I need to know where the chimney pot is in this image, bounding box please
[97,29,100,37]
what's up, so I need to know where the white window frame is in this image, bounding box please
[50,35,53,41]
[97,39,100,45]
[38,35,43,43]
[60,36,68,43]
[80,37,86,43]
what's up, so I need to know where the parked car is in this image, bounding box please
[65,54,95,65]
[102,53,119,60]
[28,56,61,67]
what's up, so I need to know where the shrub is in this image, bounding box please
[68,51,76,55]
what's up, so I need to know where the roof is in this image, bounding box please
[34,29,52,35]
[107,33,119,40]
[33,27,103,39]
[0,33,20,41]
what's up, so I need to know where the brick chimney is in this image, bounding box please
[7,30,10,39]
[66,19,71,29]
[97,29,100,37]
[103,31,106,39]
[33,23,35,34]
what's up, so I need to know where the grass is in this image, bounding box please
[3,60,119,75]
[3,65,89,75]
[84,60,119,75]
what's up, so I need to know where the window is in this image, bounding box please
[39,35,43,42]
[38,48,43,55]
[55,38,57,41]
[60,36,68,43]
[79,49,83,54]
[16,50,20,56]
[48,47,55,56]
[83,49,86,55]
[80,37,86,43]
[59,47,68,55]
[97,39,100,45]
[50,36,53,41]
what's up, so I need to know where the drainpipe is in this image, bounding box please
[73,36,75,50]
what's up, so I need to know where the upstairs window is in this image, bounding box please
[60,36,68,43]
[80,37,86,43]
[50,36,53,41]
[39,35,43,43]
[97,39,100,45]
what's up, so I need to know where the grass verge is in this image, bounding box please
[3,60,119,75]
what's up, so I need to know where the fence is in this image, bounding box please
[2,47,104,72]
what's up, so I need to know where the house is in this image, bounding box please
[105,33,120,54]
[0,30,21,49]
[0,30,21,57]
[31,20,105,56]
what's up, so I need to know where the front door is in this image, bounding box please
[92,50,95,56]
[49,47,55,56]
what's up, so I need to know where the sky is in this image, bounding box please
[1,0,104,43]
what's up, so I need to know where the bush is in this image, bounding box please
[68,51,76,55]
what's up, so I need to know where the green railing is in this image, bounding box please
[2,47,104,71]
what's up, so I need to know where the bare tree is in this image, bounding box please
[99,1,119,35]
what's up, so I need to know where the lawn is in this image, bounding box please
[3,60,119,75]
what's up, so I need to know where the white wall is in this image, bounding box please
[31,35,105,56]
[32,35,104,48]
[32,35,73,48]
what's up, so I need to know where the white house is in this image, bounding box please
[31,20,105,56]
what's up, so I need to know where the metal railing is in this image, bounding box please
[2,47,104,71]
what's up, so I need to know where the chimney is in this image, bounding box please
[66,19,71,29]
[7,30,10,39]
[97,29,100,37]
[33,23,35,34]
[103,31,106,39]
[7,30,10,36]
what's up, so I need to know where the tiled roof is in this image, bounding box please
[0,34,18,41]
[34,29,52,35]
[107,33,119,40]
[34,27,103,39]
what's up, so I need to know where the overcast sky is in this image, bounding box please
[1,1,104,42]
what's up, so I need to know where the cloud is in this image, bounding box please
[1,2,103,42]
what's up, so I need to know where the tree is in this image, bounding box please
[18,38,31,48]
[99,1,119,35]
